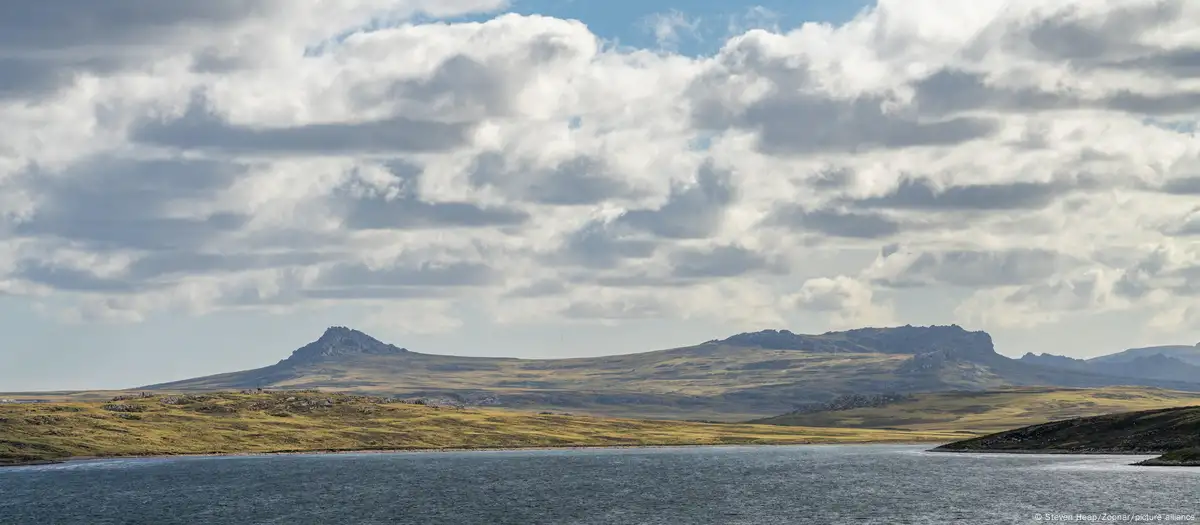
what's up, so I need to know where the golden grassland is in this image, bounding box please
[754,386,1200,434]
[0,391,962,466]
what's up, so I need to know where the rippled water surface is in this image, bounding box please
[1,445,1196,524]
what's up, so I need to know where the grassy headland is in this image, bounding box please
[1136,448,1200,466]
[932,405,1200,466]
[0,391,960,466]
[752,386,1200,434]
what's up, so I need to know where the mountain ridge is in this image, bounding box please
[1019,345,1200,383]
[140,324,1200,420]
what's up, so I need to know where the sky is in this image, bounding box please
[2,0,1200,391]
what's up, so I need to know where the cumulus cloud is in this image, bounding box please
[785,276,895,328]
[3,0,1200,339]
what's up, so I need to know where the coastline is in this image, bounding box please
[1,440,946,468]
[928,448,1200,467]
[928,448,1166,455]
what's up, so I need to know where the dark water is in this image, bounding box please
[1,445,1196,524]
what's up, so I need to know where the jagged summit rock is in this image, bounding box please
[718,324,996,356]
[282,326,408,363]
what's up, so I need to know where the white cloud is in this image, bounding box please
[642,10,701,50]
[785,276,895,328]
[3,0,1200,340]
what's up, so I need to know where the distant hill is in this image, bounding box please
[142,325,1200,421]
[1019,342,1200,383]
[1087,344,1200,366]
[750,386,1200,434]
[933,405,1200,465]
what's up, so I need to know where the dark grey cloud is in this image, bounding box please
[1167,215,1200,237]
[358,55,516,121]
[339,160,528,230]
[850,178,1068,211]
[1105,48,1200,78]
[689,36,997,155]
[0,2,265,51]
[0,58,90,100]
[345,197,528,230]
[132,96,474,155]
[710,92,998,155]
[614,160,736,239]
[769,207,900,239]
[1159,176,1200,195]
[468,152,637,206]
[1103,90,1200,116]
[560,297,667,320]
[300,287,450,300]
[13,262,142,293]
[0,2,272,96]
[1172,265,1200,296]
[14,157,246,251]
[914,68,1200,118]
[875,248,1069,288]
[312,261,497,299]
[15,251,333,297]
[504,280,568,298]
[589,274,694,289]
[809,167,855,190]
[668,245,772,279]
[1020,1,1182,63]
[555,220,657,269]
[913,69,1070,116]
[127,251,334,281]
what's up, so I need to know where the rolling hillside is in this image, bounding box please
[139,325,1200,421]
[751,386,1200,434]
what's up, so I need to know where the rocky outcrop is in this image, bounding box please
[786,393,915,415]
[718,324,996,357]
[102,403,146,413]
[282,326,409,364]
[1136,448,1200,467]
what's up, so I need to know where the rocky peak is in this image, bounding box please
[282,326,408,364]
[719,324,997,356]
[719,329,812,350]
[837,324,996,356]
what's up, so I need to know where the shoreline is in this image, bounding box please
[1,441,947,468]
[929,448,1200,467]
[928,448,1167,455]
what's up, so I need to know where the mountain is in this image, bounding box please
[1019,342,1200,383]
[1087,344,1200,366]
[933,405,1200,465]
[143,325,1200,421]
[289,326,409,361]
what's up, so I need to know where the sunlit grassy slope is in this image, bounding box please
[0,391,960,466]
[752,386,1200,434]
[936,405,1200,466]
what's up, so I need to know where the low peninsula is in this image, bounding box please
[0,391,959,467]
[932,405,1200,466]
